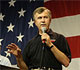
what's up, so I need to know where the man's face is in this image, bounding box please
[34,10,51,31]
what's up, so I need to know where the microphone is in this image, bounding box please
[41,27,46,43]
[41,27,46,33]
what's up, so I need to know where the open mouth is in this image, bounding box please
[41,24,46,27]
[41,23,46,27]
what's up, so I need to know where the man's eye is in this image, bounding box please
[38,17,42,19]
[44,16,48,18]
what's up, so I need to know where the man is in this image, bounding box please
[7,7,71,70]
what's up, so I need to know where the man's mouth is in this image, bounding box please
[41,23,46,27]
[41,24,46,27]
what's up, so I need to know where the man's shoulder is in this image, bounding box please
[53,32,67,43]
[27,34,40,44]
[49,29,65,39]
[54,32,65,37]
[51,31,65,40]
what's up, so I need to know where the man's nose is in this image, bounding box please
[41,18,45,23]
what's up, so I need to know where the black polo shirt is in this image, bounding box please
[22,29,71,70]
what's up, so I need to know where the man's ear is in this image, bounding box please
[49,18,51,24]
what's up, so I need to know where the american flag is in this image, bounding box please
[44,0,80,70]
[0,0,43,67]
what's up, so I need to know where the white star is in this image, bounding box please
[8,0,16,7]
[0,39,3,46]
[28,19,34,28]
[5,49,11,57]
[16,33,24,42]
[18,8,26,17]
[7,23,15,32]
[0,13,5,21]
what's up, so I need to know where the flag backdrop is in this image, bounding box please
[44,0,80,70]
[0,0,80,70]
[0,0,43,67]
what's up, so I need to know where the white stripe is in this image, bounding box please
[44,0,50,2]
[50,14,80,37]
[63,58,80,70]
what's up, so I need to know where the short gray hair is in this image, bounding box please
[33,7,52,20]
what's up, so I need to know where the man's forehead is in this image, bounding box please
[35,10,49,16]
[37,10,48,14]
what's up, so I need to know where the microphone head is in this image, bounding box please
[41,27,46,33]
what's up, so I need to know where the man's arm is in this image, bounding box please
[16,55,28,70]
[41,33,70,67]
[50,43,70,67]
[7,43,28,70]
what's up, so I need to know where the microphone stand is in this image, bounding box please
[40,27,46,69]
[39,41,46,69]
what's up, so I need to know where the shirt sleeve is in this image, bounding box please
[55,35,71,62]
[63,37,71,62]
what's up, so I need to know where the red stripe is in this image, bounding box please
[44,1,80,59]
[66,36,80,58]
[44,1,80,18]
